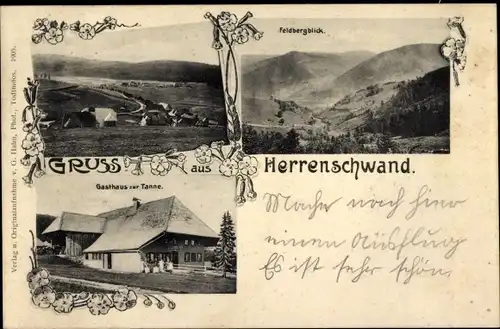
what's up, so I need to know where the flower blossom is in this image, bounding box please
[78,23,96,40]
[87,293,113,315]
[32,34,43,44]
[21,132,44,157]
[104,16,118,29]
[217,12,238,32]
[33,18,44,30]
[53,292,74,313]
[194,145,212,164]
[112,288,137,311]
[231,26,250,44]
[150,155,171,176]
[44,27,64,45]
[32,286,56,308]
[238,155,258,176]
[27,268,50,290]
[219,158,239,177]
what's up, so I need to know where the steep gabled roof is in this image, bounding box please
[42,212,107,235]
[94,108,117,124]
[83,196,219,253]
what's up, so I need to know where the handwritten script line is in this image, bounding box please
[263,185,467,220]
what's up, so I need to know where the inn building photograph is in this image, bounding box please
[36,174,237,294]
[41,196,219,273]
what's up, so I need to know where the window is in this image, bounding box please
[98,253,102,260]
[197,253,202,262]
[191,240,195,246]
[84,254,89,260]
[184,252,190,263]
[190,253,196,262]
[148,253,154,261]
[184,240,188,245]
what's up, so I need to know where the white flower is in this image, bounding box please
[78,23,96,40]
[217,12,238,32]
[441,38,458,59]
[219,159,239,177]
[33,19,44,30]
[150,155,171,176]
[194,145,212,164]
[238,155,258,176]
[231,26,250,44]
[104,16,118,29]
[22,133,43,156]
[44,27,63,45]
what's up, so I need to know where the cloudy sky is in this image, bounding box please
[36,172,236,233]
[31,18,448,65]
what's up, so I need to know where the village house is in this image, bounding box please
[41,196,219,273]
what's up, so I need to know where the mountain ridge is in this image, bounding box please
[32,54,223,87]
[242,50,375,100]
[290,43,448,108]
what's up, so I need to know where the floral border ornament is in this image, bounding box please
[204,11,262,205]
[194,141,258,206]
[20,78,47,185]
[27,231,175,315]
[441,16,467,87]
[32,17,139,45]
[123,149,188,176]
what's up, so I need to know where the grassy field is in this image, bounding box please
[38,77,226,124]
[39,256,236,294]
[37,80,140,121]
[42,126,228,157]
[50,280,115,294]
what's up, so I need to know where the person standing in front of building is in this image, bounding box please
[158,258,165,273]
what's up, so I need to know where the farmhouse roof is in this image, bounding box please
[83,196,219,253]
[42,212,107,235]
[93,108,117,124]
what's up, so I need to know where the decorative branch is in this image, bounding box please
[194,141,258,206]
[205,11,263,143]
[123,149,187,176]
[32,17,139,45]
[441,17,467,87]
[21,78,46,186]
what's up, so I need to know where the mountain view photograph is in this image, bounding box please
[30,22,228,157]
[241,19,451,154]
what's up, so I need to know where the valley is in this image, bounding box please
[241,43,450,154]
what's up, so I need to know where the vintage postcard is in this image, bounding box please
[1,4,498,328]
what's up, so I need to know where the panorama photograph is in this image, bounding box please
[31,22,228,157]
[241,18,451,154]
[35,174,237,294]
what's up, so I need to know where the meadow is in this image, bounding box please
[42,126,228,157]
[39,255,236,294]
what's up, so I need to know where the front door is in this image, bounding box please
[171,251,179,265]
[106,253,112,269]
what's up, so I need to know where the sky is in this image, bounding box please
[31,18,448,66]
[36,172,236,233]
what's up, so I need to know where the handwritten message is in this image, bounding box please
[259,185,468,284]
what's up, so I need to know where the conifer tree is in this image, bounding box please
[214,211,236,278]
